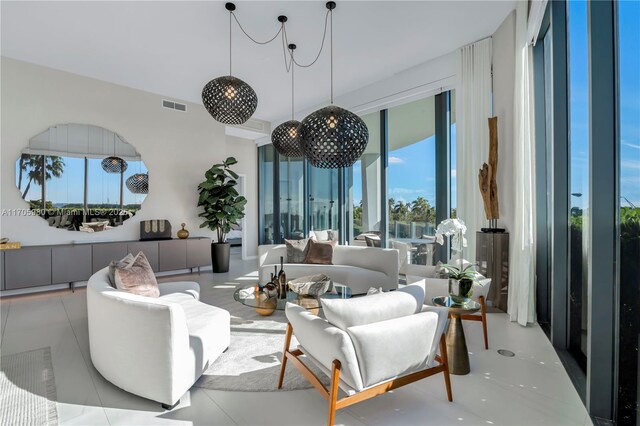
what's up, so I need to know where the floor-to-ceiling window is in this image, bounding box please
[258,145,276,244]
[308,167,338,233]
[349,112,381,243]
[617,0,640,422]
[567,0,589,370]
[387,96,437,265]
[279,156,304,240]
[259,91,454,255]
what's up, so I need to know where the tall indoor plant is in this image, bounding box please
[197,157,247,273]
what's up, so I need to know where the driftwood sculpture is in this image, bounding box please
[479,117,500,221]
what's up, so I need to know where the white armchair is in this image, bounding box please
[278,285,452,426]
[405,263,492,349]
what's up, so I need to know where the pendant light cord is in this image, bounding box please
[283,10,330,68]
[330,8,333,104]
[232,12,283,45]
[291,49,295,120]
[229,11,232,75]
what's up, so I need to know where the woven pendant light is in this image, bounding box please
[202,3,257,125]
[297,2,368,168]
[126,173,148,194]
[272,44,303,158]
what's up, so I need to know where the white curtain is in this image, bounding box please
[456,38,492,262]
[508,0,536,326]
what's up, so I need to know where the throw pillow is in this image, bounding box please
[114,252,159,298]
[321,287,425,331]
[108,253,135,288]
[303,239,337,265]
[285,238,310,263]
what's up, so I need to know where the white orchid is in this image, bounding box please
[435,218,467,252]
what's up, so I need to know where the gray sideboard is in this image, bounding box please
[1,237,211,294]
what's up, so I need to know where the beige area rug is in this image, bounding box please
[194,285,329,392]
[1,347,58,426]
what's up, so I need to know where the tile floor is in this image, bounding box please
[0,255,592,425]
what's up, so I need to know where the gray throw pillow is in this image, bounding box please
[285,238,310,263]
[113,252,159,298]
[108,253,135,288]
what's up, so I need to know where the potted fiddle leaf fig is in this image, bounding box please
[197,157,247,273]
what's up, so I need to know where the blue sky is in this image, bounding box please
[17,157,148,206]
[571,0,640,208]
[352,123,456,210]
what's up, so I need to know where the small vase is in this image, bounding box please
[449,278,473,305]
[177,223,189,239]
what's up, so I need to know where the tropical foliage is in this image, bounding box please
[197,157,247,243]
[17,154,65,200]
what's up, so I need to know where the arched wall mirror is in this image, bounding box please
[16,124,149,232]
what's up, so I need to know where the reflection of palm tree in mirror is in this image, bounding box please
[18,154,65,201]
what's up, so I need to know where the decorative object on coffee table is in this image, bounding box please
[233,282,351,317]
[478,117,505,233]
[177,223,189,239]
[197,157,247,273]
[288,274,332,296]
[432,296,481,375]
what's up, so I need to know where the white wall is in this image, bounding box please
[225,136,258,258]
[0,57,258,257]
[492,11,516,234]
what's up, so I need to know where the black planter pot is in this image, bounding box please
[211,243,230,273]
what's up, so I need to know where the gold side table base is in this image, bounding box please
[446,314,470,375]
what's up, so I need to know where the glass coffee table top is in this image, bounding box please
[234,283,352,312]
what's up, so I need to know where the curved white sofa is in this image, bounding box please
[259,244,399,294]
[87,267,230,408]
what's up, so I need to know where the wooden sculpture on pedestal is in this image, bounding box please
[478,117,504,232]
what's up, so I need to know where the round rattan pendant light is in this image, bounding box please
[126,173,149,194]
[101,135,128,173]
[202,3,257,125]
[271,44,303,158]
[101,156,128,173]
[297,2,368,169]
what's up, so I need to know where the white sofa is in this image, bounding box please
[258,244,399,294]
[87,267,230,408]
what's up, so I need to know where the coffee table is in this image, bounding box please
[234,283,352,316]
[432,296,481,375]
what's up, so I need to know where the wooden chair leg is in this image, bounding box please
[439,334,453,402]
[479,296,489,350]
[277,323,293,389]
[328,360,341,426]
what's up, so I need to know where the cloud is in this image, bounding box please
[622,141,640,150]
[622,160,640,170]
[388,156,404,164]
[389,188,424,195]
[451,169,457,178]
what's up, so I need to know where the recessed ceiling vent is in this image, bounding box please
[162,99,187,112]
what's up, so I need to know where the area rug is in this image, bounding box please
[194,285,329,392]
[0,347,58,426]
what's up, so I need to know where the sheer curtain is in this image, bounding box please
[508,0,536,326]
[456,38,492,262]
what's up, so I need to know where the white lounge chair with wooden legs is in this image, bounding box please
[405,263,492,349]
[278,285,452,426]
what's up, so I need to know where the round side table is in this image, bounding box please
[432,296,481,375]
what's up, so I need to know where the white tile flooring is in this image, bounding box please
[0,255,592,426]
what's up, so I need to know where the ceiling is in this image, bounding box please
[1,1,515,123]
